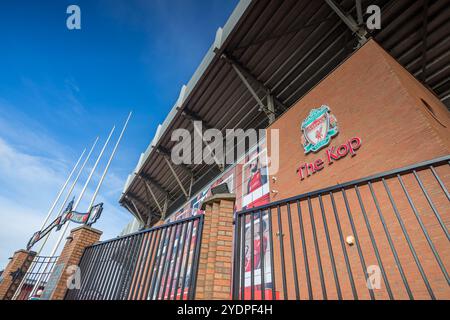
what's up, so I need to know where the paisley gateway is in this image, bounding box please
[296,137,362,180]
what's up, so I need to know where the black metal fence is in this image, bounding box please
[12,255,58,300]
[233,156,450,300]
[65,214,204,300]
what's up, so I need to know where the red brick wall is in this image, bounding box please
[267,40,450,201]
[264,40,450,300]
[0,250,36,300]
[50,226,102,300]
[195,194,235,300]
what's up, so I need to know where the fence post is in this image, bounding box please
[44,226,102,300]
[195,193,235,300]
[0,250,36,300]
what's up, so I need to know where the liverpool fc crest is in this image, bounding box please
[301,105,338,154]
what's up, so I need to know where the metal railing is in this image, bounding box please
[65,214,204,300]
[12,255,58,300]
[232,156,450,300]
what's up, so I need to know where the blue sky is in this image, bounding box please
[0,0,238,269]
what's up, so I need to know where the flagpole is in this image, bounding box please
[53,137,100,220]
[88,112,132,211]
[38,148,86,231]
[29,127,116,298]
[12,138,100,300]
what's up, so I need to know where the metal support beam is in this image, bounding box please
[124,198,145,225]
[143,180,166,217]
[162,155,190,200]
[180,108,213,129]
[179,109,225,172]
[163,196,169,219]
[139,173,174,200]
[355,0,364,25]
[220,53,286,123]
[156,146,195,178]
[325,0,368,47]
[266,90,276,123]
[127,193,159,221]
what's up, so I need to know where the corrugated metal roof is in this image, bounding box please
[120,0,450,225]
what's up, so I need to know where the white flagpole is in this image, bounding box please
[88,112,132,211]
[53,137,100,219]
[29,127,116,297]
[37,148,86,231]
[13,138,99,300]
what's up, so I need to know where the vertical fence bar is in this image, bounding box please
[354,186,393,299]
[87,241,113,300]
[102,238,126,299]
[307,197,327,299]
[139,228,161,300]
[341,188,375,300]
[128,233,150,299]
[276,205,288,299]
[188,216,204,300]
[382,178,435,299]
[329,192,358,300]
[318,195,342,300]
[267,207,276,300]
[78,242,102,300]
[150,226,169,300]
[397,175,449,284]
[110,234,143,300]
[232,212,241,300]
[413,171,450,240]
[180,220,194,301]
[132,232,153,300]
[430,166,450,201]
[173,224,188,300]
[286,203,300,300]
[240,213,246,300]
[162,224,179,300]
[296,200,312,300]
[118,234,144,300]
[97,238,121,299]
[144,228,167,300]
[154,226,173,300]
[114,237,133,300]
[67,248,92,300]
[168,222,184,300]
[116,239,133,300]
[368,182,413,299]
[259,210,266,300]
[250,210,255,300]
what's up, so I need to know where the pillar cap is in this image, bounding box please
[70,225,103,236]
[201,193,236,210]
[13,249,36,256]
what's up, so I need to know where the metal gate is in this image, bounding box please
[10,255,59,300]
[65,214,204,300]
[232,156,450,300]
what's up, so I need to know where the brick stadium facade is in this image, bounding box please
[2,0,448,301]
[68,3,449,300]
[262,40,450,300]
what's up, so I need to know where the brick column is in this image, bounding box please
[0,250,36,300]
[195,193,235,300]
[45,226,102,300]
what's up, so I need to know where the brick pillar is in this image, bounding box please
[195,193,235,300]
[46,226,102,300]
[0,250,36,300]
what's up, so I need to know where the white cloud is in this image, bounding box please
[0,108,131,270]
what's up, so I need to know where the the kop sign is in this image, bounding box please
[297,105,362,181]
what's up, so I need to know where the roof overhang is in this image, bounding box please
[120,0,450,226]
